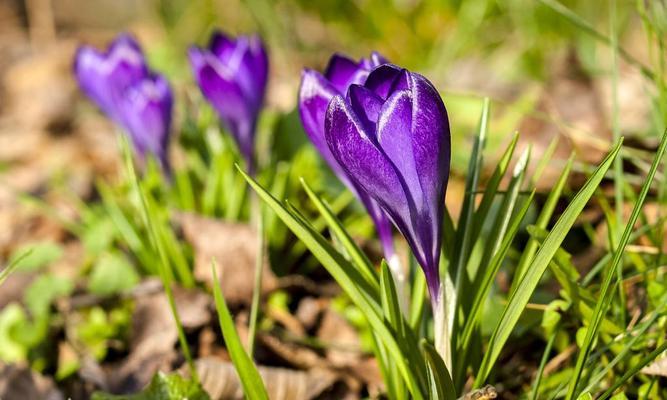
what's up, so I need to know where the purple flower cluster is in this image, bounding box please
[75,34,173,171]
[189,32,269,174]
[74,31,451,303]
[299,53,398,265]
[319,63,450,299]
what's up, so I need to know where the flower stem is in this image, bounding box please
[433,283,452,372]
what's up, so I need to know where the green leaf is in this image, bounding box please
[91,372,210,400]
[537,0,657,82]
[9,241,62,272]
[239,166,427,399]
[380,260,405,338]
[452,98,489,286]
[0,249,32,287]
[0,303,29,362]
[25,274,74,317]
[470,132,519,241]
[88,252,139,295]
[120,135,195,376]
[409,263,427,330]
[302,178,379,293]
[567,129,667,399]
[455,189,534,382]
[580,306,664,394]
[420,340,457,400]
[210,261,269,400]
[598,340,667,400]
[512,155,574,289]
[474,138,623,386]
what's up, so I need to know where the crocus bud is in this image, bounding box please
[74,34,173,172]
[188,31,269,173]
[117,75,173,170]
[298,53,399,265]
[324,64,451,301]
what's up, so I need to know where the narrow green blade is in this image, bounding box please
[421,340,457,400]
[567,129,667,399]
[210,261,269,400]
[475,139,623,386]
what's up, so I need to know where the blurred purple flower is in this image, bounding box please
[189,31,269,173]
[324,64,451,301]
[74,34,173,171]
[298,53,399,264]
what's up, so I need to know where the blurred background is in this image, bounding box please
[0,0,662,215]
[0,0,665,398]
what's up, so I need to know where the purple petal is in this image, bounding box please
[324,54,370,94]
[360,191,396,260]
[408,73,450,268]
[209,31,236,61]
[376,72,449,287]
[325,95,414,245]
[74,34,148,122]
[234,35,269,112]
[117,75,172,165]
[298,70,346,177]
[188,47,252,136]
[364,64,404,99]
[347,84,384,134]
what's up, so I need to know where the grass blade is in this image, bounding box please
[421,340,457,400]
[474,138,623,386]
[0,249,32,286]
[537,0,657,82]
[210,260,269,400]
[566,129,667,399]
[512,155,574,291]
[301,179,379,292]
[120,136,196,379]
[452,98,490,339]
[238,166,427,398]
[455,190,535,384]
[598,340,667,400]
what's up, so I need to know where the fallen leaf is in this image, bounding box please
[316,310,362,367]
[177,213,277,305]
[0,362,64,400]
[642,356,667,378]
[107,284,211,394]
[195,356,337,400]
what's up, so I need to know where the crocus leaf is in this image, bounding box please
[455,189,535,384]
[0,249,32,287]
[567,129,667,399]
[420,339,457,400]
[511,154,574,290]
[211,261,269,400]
[239,166,427,399]
[301,178,379,292]
[380,260,405,338]
[474,138,623,386]
[470,131,519,241]
[409,261,427,330]
[91,372,210,400]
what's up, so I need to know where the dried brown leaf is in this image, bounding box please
[177,213,277,305]
[0,362,64,400]
[195,357,337,400]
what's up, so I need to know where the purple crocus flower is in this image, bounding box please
[324,64,451,302]
[74,34,173,171]
[298,53,400,267]
[188,31,269,173]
